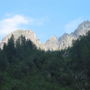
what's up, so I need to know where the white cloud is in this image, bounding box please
[0,14,47,38]
[65,17,85,33]
[0,15,31,36]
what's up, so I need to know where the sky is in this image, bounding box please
[0,0,90,42]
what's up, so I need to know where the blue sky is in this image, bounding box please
[0,0,90,42]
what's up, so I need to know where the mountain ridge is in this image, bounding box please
[0,21,90,51]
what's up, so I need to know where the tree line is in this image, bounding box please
[0,32,90,90]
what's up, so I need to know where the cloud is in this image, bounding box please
[0,14,47,38]
[0,15,31,36]
[65,17,85,33]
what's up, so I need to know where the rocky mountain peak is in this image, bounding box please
[44,36,58,51]
[0,21,90,51]
[0,30,45,49]
[74,21,90,37]
[11,30,37,40]
[49,36,57,41]
[79,21,90,28]
[58,21,90,50]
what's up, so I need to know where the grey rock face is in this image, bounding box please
[0,30,45,50]
[45,36,59,51]
[58,33,76,50]
[73,21,90,37]
[45,21,90,50]
[0,21,90,51]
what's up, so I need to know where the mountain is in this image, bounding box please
[58,21,90,50]
[45,21,90,50]
[0,30,45,50]
[58,33,75,50]
[0,24,90,90]
[73,21,90,37]
[0,21,90,51]
[45,36,59,50]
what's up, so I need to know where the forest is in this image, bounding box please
[0,31,90,90]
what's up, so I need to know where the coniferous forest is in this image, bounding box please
[0,32,90,90]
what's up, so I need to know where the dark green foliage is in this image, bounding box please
[0,31,90,90]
